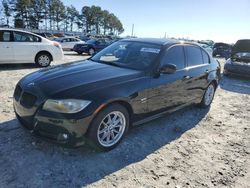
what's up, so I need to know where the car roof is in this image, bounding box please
[0,28,45,39]
[120,38,204,48]
[59,36,77,39]
[121,38,180,45]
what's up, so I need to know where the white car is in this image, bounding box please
[54,37,85,51]
[0,28,64,67]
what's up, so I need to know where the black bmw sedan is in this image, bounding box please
[14,38,221,151]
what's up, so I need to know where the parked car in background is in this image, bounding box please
[54,37,85,51]
[35,32,54,40]
[14,38,220,151]
[73,38,111,55]
[80,35,91,42]
[224,39,250,78]
[213,42,232,59]
[53,32,65,38]
[0,28,63,67]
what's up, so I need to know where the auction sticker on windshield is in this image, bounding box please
[140,48,161,54]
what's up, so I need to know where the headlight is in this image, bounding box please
[43,99,91,113]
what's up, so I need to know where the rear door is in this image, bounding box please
[184,45,210,101]
[0,30,14,63]
[147,45,189,114]
[12,31,41,63]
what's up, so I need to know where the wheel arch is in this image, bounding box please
[35,50,53,62]
[89,99,134,130]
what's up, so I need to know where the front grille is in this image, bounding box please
[14,85,22,101]
[20,92,37,108]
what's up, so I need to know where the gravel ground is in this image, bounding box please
[0,54,249,188]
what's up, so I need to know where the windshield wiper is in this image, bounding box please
[96,60,121,67]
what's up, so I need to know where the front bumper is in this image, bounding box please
[14,96,94,147]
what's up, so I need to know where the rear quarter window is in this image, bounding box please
[201,50,210,64]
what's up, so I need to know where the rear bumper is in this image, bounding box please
[223,69,250,78]
[224,60,250,78]
[14,100,94,147]
[52,48,64,62]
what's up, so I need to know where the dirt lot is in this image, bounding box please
[0,54,249,188]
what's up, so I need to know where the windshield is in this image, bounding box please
[91,41,162,70]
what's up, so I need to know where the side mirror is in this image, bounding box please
[160,64,177,74]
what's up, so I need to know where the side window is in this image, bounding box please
[0,31,11,42]
[201,49,210,64]
[14,32,40,42]
[185,46,203,66]
[161,45,185,70]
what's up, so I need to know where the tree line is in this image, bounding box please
[0,0,124,35]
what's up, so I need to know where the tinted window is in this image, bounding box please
[186,46,203,66]
[161,45,185,70]
[14,32,40,42]
[202,50,210,64]
[0,31,11,42]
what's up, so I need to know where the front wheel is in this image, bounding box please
[199,83,216,108]
[87,104,129,151]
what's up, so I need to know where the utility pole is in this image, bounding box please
[131,24,134,37]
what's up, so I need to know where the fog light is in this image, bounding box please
[57,133,69,141]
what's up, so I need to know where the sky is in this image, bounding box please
[65,0,250,43]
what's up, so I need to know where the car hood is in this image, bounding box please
[19,60,142,98]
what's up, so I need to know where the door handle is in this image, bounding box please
[6,46,10,48]
[183,75,191,80]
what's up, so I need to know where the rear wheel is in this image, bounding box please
[87,104,129,151]
[199,83,216,108]
[35,52,52,67]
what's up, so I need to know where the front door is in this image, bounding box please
[147,45,189,115]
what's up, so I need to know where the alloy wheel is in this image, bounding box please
[97,111,126,147]
[204,84,215,106]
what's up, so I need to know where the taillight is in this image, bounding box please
[53,42,61,49]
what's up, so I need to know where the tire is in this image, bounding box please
[199,82,216,108]
[35,52,52,67]
[88,48,95,56]
[87,104,129,151]
[77,52,83,55]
